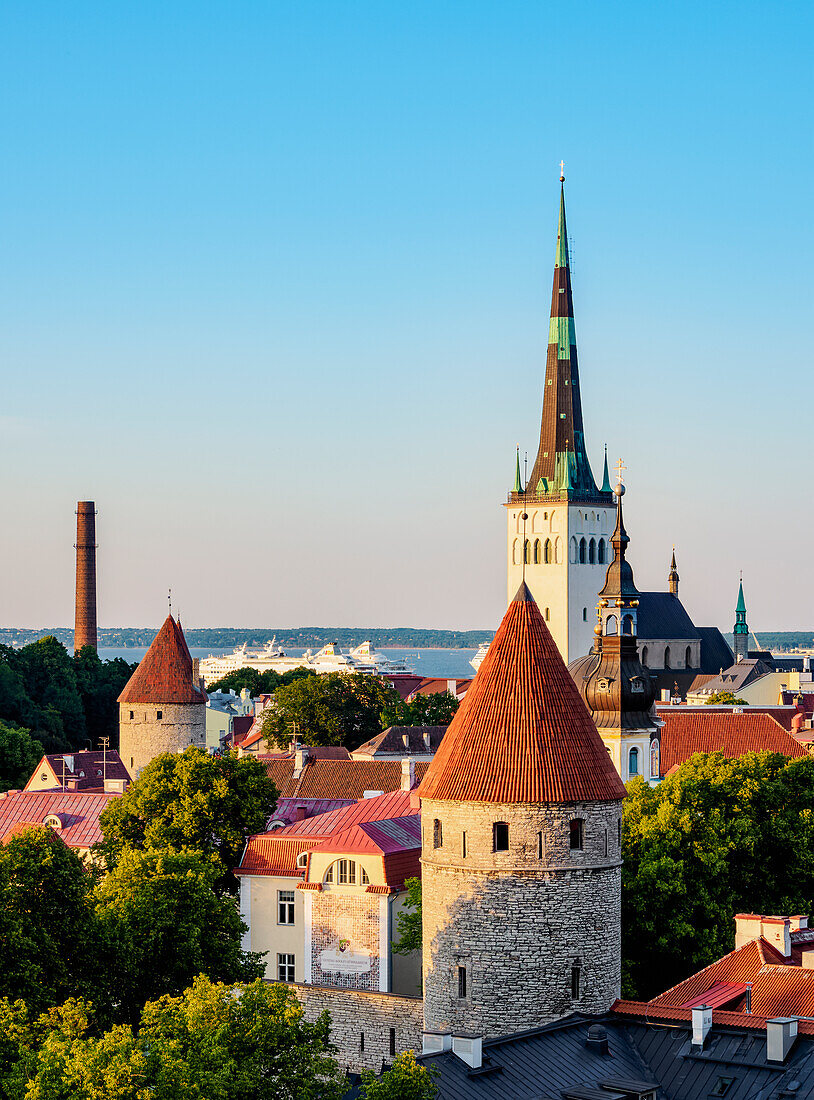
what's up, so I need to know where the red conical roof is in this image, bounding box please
[417,584,627,804]
[118,616,207,705]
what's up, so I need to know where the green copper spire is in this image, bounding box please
[600,445,611,493]
[736,578,747,615]
[733,575,748,661]
[555,181,569,270]
[513,448,523,494]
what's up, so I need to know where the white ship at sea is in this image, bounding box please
[470,640,492,672]
[198,638,415,686]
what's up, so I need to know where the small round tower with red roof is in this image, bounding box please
[118,616,207,778]
[417,583,627,1038]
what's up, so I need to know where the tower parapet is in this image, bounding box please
[418,583,626,1038]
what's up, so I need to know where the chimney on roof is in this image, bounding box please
[402,732,411,751]
[451,1033,482,1069]
[691,1005,712,1049]
[401,759,415,791]
[292,805,308,822]
[767,1017,797,1063]
[422,1030,452,1056]
[790,915,809,932]
[293,747,309,777]
[423,729,432,751]
[744,983,752,1014]
[585,1023,609,1055]
[735,913,792,956]
[104,777,127,794]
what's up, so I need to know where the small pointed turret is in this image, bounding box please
[513,448,523,494]
[733,577,749,662]
[600,445,612,493]
[668,548,679,596]
[599,479,639,600]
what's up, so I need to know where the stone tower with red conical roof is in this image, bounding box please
[418,583,626,1038]
[118,615,207,778]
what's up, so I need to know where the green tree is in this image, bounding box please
[392,877,422,955]
[261,672,401,750]
[4,978,345,1100]
[0,721,42,792]
[360,1051,438,1099]
[72,648,136,751]
[14,637,87,749]
[207,665,315,697]
[704,691,748,705]
[95,849,264,1024]
[0,828,104,1015]
[381,691,459,728]
[97,747,278,892]
[622,751,814,999]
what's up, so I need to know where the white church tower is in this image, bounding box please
[505,175,614,664]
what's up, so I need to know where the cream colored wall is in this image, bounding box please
[739,673,789,706]
[598,730,655,783]
[308,851,384,888]
[245,873,305,982]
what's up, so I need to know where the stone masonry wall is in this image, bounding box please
[284,982,423,1073]
[421,798,622,1038]
[119,702,206,778]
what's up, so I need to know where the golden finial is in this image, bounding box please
[559,160,565,182]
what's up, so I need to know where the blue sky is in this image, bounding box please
[1,2,811,632]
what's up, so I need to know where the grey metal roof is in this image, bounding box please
[636,593,700,642]
[416,1013,814,1100]
[697,627,735,675]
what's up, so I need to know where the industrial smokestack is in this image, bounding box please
[74,501,98,653]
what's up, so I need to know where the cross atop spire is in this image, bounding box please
[521,181,608,503]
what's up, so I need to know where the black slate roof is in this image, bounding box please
[636,593,700,642]
[698,627,735,675]
[416,1013,814,1100]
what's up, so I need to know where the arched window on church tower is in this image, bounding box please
[579,537,587,564]
[641,646,648,667]
[598,538,607,564]
[622,614,634,635]
[512,538,518,565]
[533,539,541,564]
[544,538,553,564]
[606,615,618,635]
[523,539,531,565]
[629,747,640,776]
[685,645,692,669]
[664,646,671,669]
[555,537,562,563]
[544,607,551,621]
[588,538,596,564]
[570,537,578,563]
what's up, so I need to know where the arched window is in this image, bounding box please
[582,607,587,622]
[641,646,648,667]
[606,614,618,635]
[523,539,531,565]
[493,821,509,851]
[433,819,443,849]
[543,512,548,521]
[324,859,370,885]
[579,537,587,564]
[569,819,584,850]
[664,646,671,669]
[629,747,639,776]
[533,539,541,564]
[555,536,562,563]
[545,607,551,622]
[570,537,578,563]
[544,538,553,564]
[622,614,634,635]
[685,645,692,669]
[588,538,596,564]
[598,538,606,564]
[650,739,660,779]
[512,538,518,565]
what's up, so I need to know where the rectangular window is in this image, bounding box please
[277,953,295,982]
[278,890,295,925]
[156,710,162,720]
[569,819,584,850]
[360,1032,365,1052]
[571,964,581,1000]
[537,831,543,859]
[457,965,467,998]
[493,821,509,852]
[129,711,134,720]
[389,1027,396,1056]
[339,860,348,884]
[462,831,467,858]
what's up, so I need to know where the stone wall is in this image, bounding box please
[119,701,206,778]
[421,798,622,1037]
[284,981,423,1073]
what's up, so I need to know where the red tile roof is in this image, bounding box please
[417,583,627,804]
[659,711,807,774]
[0,789,119,849]
[261,758,428,801]
[118,616,207,705]
[612,999,814,1036]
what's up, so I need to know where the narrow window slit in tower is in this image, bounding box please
[360,1032,364,1052]
[458,966,467,999]
[537,831,543,859]
[462,831,467,858]
[571,963,581,1000]
[389,1027,396,1055]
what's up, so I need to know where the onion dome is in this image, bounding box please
[118,616,207,705]
[417,582,626,804]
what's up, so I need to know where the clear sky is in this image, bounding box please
[1,2,811,633]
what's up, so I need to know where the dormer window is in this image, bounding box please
[43,814,62,830]
[296,852,309,868]
[629,676,644,694]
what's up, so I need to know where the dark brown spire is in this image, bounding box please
[668,548,679,596]
[599,482,639,599]
[521,182,607,502]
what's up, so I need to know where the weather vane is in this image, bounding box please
[168,587,172,618]
[614,458,626,487]
[559,160,565,182]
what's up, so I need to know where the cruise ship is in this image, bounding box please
[198,639,415,686]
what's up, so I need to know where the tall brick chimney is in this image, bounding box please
[74,501,98,653]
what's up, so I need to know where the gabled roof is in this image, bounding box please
[417,584,627,804]
[235,835,322,877]
[310,814,421,857]
[697,627,735,674]
[352,726,447,757]
[635,593,700,642]
[25,750,130,792]
[118,616,207,705]
[658,711,806,774]
[273,790,416,837]
[0,789,119,849]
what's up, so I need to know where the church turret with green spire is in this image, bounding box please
[733,577,749,662]
[504,173,616,664]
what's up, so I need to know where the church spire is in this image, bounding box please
[600,445,612,493]
[513,447,523,494]
[599,473,639,600]
[668,548,679,596]
[523,177,606,501]
[733,576,749,662]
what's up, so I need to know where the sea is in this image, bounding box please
[96,647,479,680]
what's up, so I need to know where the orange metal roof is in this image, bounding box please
[612,999,814,1035]
[235,835,322,876]
[659,711,807,773]
[118,616,207,705]
[417,583,627,804]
